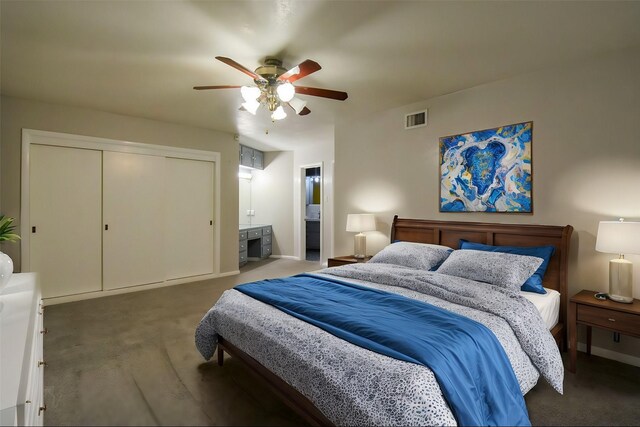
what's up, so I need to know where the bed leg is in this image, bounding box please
[217,347,224,366]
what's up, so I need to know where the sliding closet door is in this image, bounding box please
[103,152,165,290]
[29,144,103,298]
[164,158,214,279]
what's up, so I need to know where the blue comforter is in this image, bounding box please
[235,273,530,426]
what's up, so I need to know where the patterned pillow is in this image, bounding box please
[369,242,453,271]
[459,240,555,294]
[435,249,543,291]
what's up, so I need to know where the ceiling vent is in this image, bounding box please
[405,110,428,130]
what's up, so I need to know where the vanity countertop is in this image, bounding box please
[240,223,270,230]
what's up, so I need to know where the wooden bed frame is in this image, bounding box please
[217,217,573,426]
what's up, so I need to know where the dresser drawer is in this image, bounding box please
[239,240,247,252]
[577,304,640,337]
[261,245,272,258]
[262,235,272,245]
[239,231,247,240]
[262,226,272,236]
[248,229,262,239]
[239,251,247,265]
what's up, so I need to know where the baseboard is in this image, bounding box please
[218,270,240,278]
[576,342,640,368]
[270,255,301,260]
[43,271,235,306]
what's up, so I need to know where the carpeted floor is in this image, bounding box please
[43,259,640,426]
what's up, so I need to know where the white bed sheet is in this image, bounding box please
[521,287,560,330]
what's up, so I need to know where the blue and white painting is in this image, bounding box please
[439,122,532,213]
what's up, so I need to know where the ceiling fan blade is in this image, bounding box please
[278,59,321,83]
[295,86,348,101]
[215,56,265,81]
[299,107,311,116]
[193,85,242,90]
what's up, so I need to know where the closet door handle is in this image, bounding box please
[32,226,37,233]
[105,224,109,231]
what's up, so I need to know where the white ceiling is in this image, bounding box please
[2,1,640,151]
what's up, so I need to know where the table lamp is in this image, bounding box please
[346,214,376,259]
[595,218,640,303]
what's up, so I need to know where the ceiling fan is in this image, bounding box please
[194,56,348,121]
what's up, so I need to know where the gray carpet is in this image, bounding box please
[43,259,640,426]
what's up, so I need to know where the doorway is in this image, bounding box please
[304,166,321,261]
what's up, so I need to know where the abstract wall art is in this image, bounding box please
[439,122,533,213]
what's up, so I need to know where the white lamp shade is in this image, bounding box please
[241,100,260,115]
[596,221,640,255]
[241,86,261,102]
[346,214,376,233]
[276,82,295,102]
[288,97,307,115]
[271,105,287,121]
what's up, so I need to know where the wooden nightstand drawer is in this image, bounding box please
[577,304,640,336]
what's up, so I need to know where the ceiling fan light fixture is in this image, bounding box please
[195,56,348,121]
[288,97,307,115]
[241,85,261,103]
[276,82,295,102]
[242,100,260,115]
[271,105,287,121]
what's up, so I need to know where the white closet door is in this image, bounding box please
[29,144,103,298]
[103,152,165,290]
[165,158,214,280]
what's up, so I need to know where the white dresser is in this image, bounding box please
[0,273,45,426]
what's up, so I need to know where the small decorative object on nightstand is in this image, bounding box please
[568,290,640,373]
[346,214,376,259]
[328,256,372,267]
[595,218,640,303]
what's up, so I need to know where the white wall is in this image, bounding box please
[0,96,240,274]
[334,47,640,361]
[239,176,252,225]
[251,151,294,257]
[293,126,335,263]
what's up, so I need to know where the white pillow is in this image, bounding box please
[435,249,543,291]
[369,242,453,271]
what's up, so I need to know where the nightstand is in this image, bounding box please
[327,255,372,267]
[568,290,640,373]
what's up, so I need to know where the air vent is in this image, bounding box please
[405,110,428,129]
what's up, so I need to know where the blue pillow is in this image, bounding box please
[458,240,555,294]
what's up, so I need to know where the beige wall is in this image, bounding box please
[251,151,294,256]
[0,96,240,274]
[294,127,335,263]
[334,47,640,360]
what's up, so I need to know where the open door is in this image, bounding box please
[303,166,322,261]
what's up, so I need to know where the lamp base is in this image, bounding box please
[354,233,367,259]
[609,258,634,304]
[609,294,633,304]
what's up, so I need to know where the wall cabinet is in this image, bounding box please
[239,144,264,170]
[23,130,218,301]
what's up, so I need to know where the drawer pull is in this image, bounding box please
[39,405,47,416]
[608,318,616,322]
[38,360,48,367]
[41,328,49,334]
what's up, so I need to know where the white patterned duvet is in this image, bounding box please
[195,263,563,426]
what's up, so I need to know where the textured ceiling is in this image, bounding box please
[2,1,640,151]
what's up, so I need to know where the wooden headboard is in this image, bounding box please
[390,216,573,344]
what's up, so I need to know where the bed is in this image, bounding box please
[196,217,573,426]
